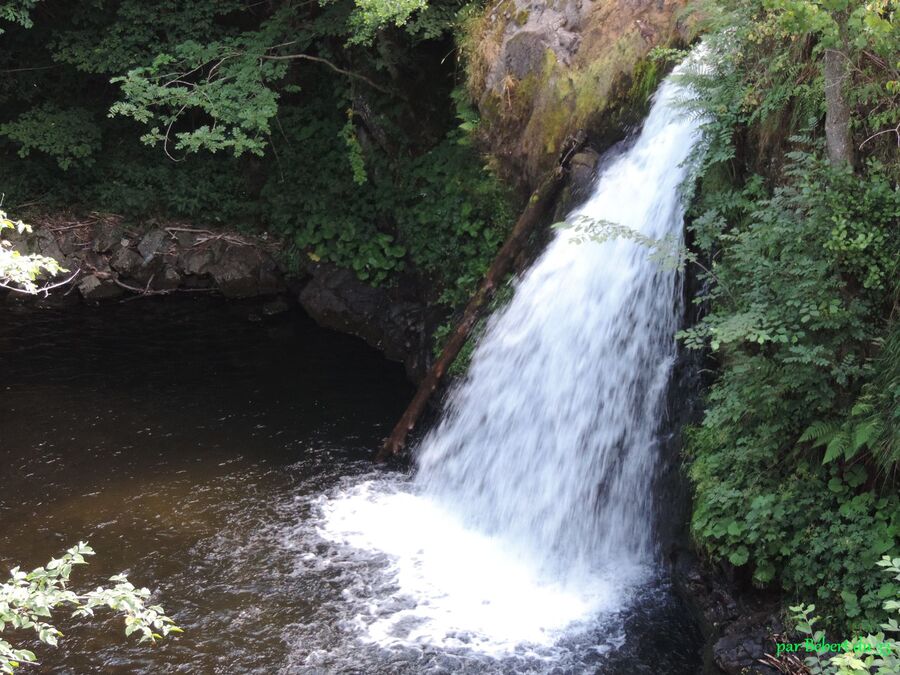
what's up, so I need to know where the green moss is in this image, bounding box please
[514,9,529,25]
[627,58,662,108]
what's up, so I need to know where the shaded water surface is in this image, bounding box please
[1,298,700,673]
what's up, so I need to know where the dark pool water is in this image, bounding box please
[0,298,701,674]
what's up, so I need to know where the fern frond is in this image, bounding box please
[823,431,849,464]
[799,420,839,446]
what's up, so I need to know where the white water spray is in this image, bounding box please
[317,56,704,658]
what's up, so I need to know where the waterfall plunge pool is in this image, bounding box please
[1,297,701,674]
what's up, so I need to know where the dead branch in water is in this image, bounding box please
[113,275,216,299]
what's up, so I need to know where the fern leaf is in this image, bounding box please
[799,420,838,446]
[851,419,880,453]
[823,431,849,464]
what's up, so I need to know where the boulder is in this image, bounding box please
[179,246,216,276]
[109,246,144,278]
[35,230,73,270]
[155,266,183,290]
[208,245,261,298]
[503,31,549,79]
[137,228,169,261]
[468,0,690,190]
[91,220,123,253]
[298,263,429,379]
[80,249,112,276]
[205,242,283,298]
[78,274,124,301]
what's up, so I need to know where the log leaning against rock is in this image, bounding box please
[377,165,570,461]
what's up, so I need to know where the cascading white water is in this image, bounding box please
[415,64,702,578]
[315,56,704,662]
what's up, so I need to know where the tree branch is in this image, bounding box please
[259,53,397,97]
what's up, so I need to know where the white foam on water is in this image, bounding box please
[317,479,643,655]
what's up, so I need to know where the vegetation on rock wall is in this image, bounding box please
[681,0,899,635]
[461,0,690,190]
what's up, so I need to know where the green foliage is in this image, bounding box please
[681,0,900,169]
[555,216,697,273]
[683,150,899,630]
[0,0,512,309]
[340,109,368,185]
[0,542,179,673]
[265,104,510,289]
[787,557,900,674]
[0,105,100,169]
[0,1,38,32]
[0,211,64,292]
[681,0,900,634]
[394,127,513,305]
[108,16,291,158]
[345,0,428,45]
[50,1,243,75]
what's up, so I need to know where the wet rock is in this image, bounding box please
[569,149,601,195]
[110,246,144,278]
[137,228,169,260]
[713,614,783,675]
[91,220,123,253]
[155,267,183,290]
[298,263,429,379]
[674,551,782,675]
[78,274,123,301]
[262,297,290,316]
[180,246,216,276]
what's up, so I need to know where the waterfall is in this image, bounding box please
[415,65,702,577]
[317,56,704,660]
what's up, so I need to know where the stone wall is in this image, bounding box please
[4,215,432,380]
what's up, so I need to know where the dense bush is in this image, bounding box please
[681,0,899,632]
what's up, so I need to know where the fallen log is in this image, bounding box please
[376,166,569,461]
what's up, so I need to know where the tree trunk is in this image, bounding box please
[376,168,568,461]
[824,46,855,167]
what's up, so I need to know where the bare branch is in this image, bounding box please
[259,53,397,96]
[0,268,82,296]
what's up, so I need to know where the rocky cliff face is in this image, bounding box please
[465,0,689,191]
